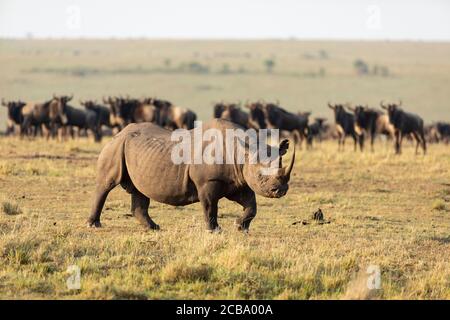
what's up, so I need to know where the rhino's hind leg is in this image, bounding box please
[131,191,160,230]
[88,184,115,228]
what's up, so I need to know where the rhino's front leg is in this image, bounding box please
[227,187,257,232]
[198,183,222,232]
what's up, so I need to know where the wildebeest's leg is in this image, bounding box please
[419,129,427,154]
[395,131,403,154]
[227,188,257,232]
[412,132,421,155]
[337,132,342,151]
[131,191,160,230]
[371,132,375,152]
[198,182,221,232]
[357,133,364,152]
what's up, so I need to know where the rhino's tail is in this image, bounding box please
[95,128,130,191]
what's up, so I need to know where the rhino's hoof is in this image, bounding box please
[236,225,249,233]
[208,226,222,234]
[88,221,102,228]
[150,224,160,231]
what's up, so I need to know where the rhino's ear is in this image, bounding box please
[279,139,289,156]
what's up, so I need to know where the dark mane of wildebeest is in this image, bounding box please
[381,101,426,154]
[245,102,267,130]
[218,103,249,129]
[263,103,309,147]
[347,105,395,151]
[87,118,295,232]
[1,99,27,135]
[328,103,363,151]
[306,117,327,147]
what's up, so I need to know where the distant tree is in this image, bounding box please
[319,67,326,77]
[318,49,329,59]
[264,59,275,73]
[220,63,230,74]
[164,58,172,69]
[354,59,369,75]
[380,66,390,77]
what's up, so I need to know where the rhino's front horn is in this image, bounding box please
[283,145,296,178]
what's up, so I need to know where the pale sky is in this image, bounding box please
[1,0,449,41]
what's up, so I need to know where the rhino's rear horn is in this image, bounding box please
[283,143,296,178]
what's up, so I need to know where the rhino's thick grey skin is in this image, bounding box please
[87,119,295,232]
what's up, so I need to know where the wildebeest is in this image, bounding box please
[306,117,327,147]
[427,122,450,144]
[213,102,226,119]
[1,99,27,135]
[328,103,363,151]
[136,98,160,125]
[103,96,127,130]
[155,98,197,130]
[21,99,53,138]
[381,101,426,154]
[87,119,295,232]
[347,105,395,151]
[263,103,309,148]
[80,99,115,138]
[245,101,267,130]
[51,95,102,142]
[217,103,249,129]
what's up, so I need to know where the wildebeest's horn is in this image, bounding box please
[328,102,334,109]
[284,143,296,178]
[68,94,73,101]
[380,100,387,109]
[1,98,6,106]
[79,99,85,105]
[347,105,355,112]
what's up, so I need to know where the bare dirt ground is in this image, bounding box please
[0,137,449,299]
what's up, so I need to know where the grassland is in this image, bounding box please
[1,39,450,129]
[0,39,449,299]
[0,137,449,299]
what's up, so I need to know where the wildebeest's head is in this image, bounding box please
[245,101,266,129]
[80,99,100,113]
[50,94,73,124]
[220,103,238,121]
[213,102,226,118]
[243,139,295,198]
[2,99,27,123]
[380,100,402,124]
[347,105,369,127]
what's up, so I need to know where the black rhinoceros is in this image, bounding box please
[87,119,295,232]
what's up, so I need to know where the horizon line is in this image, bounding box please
[1,36,450,44]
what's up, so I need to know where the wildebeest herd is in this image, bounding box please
[1,95,197,142]
[2,95,449,154]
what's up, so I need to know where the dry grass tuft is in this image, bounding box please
[2,201,22,216]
